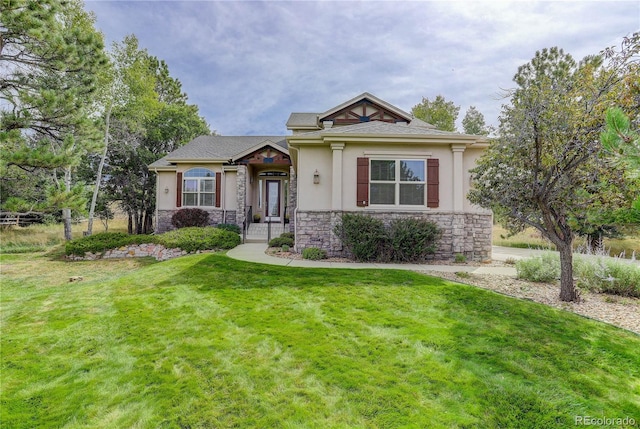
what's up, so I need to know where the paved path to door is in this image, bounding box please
[227,244,517,275]
[227,244,639,274]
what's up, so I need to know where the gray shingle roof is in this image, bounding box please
[286,113,319,129]
[293,120,461,137]
[149,135,287,168]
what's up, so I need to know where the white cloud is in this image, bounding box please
[85,0,640,135]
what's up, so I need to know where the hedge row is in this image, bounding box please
[65,227,241,257]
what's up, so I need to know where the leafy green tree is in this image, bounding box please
[469,35,639,302]
[87,35,210,234]
[86,35,162,235]
[462,106,491,136]
[1,0,108,239]
[411,95,460,132]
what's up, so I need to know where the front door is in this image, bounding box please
[265,180,280,222]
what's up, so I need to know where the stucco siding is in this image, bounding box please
[297,146,332,210]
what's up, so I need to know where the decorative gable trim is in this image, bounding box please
[320,92,412,125]
[235,144,291,165]
[322,99,410,126]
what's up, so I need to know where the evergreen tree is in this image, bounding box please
[1,0,108,239]
[469,35,640,302]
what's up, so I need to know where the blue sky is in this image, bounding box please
[84,1,639,136]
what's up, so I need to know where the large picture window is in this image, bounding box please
[370,160,425,206]
[183,168,215,207]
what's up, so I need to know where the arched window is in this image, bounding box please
[183,168,215,207]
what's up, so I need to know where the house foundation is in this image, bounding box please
[294,210,492,262]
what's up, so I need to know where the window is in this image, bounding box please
[370,160,425,206]
[183,168,215,207]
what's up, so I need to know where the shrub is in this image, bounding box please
[281,244,290,252]
[303,247,327,260]
[158,227,240,252]
[280,232,295,240]
[515,253,560,283]
[575,256,640,298]
[171,208,210,229]
[216,223,241,234]
[269,235,295,248]
[386,218,440,262]
[454,253,467,263]
[334,213,387,262]
[65,232,157,256]
[335,214,442,263]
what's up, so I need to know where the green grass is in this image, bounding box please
[0,219,129,253]
[2,252,639,428]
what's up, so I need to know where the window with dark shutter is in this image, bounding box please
[427,159,439,208]
[357,157,369,207]
[176,172,183,208]
[215,172,221,207]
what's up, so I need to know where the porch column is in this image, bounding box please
[331,143,345,210]
[451,144,466,212]
[236,165,247,227]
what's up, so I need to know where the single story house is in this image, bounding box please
[149,92,492,261]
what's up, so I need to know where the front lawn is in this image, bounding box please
[1,252,638,428]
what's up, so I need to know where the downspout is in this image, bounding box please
[222,168,226,224]
[153,167,159,234]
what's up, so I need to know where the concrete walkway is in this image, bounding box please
[227,244,639,274]
[227,243,518,275]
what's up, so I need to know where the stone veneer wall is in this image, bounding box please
[288,166,297,230]
[156,209,238,234]
[295,210,492,262]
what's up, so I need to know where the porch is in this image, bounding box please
[244,221,292,243]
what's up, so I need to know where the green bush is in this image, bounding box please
[216,223,241,234]
[515,253,560,283]
[335,214,441,263]
[302,247,327,260]
[171,208,210,229]
[269,236,295,248]
[575,256,640,297]
[334,213,387,262]
[158,227,240,253]
[386,218,440,262]
[280,232,295,240]
[65,232,157,256]
[454,253,467,263]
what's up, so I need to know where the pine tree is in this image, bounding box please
[1,0,108,239]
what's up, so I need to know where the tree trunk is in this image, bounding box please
[87,106,112,236]
[587,233,604,254]
[127,213,133,234]
[558,242,578,302]
[63,167,73,241]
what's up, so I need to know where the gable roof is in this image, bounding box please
[319,92,413,123]
[149,135,286,169]
[285,113,319,130]
[286,92,436,131]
